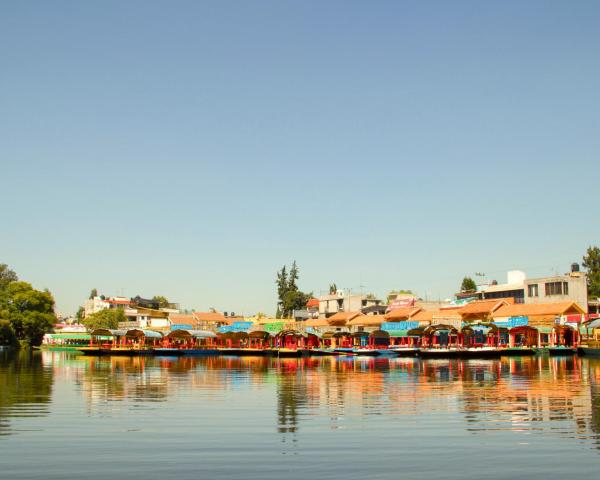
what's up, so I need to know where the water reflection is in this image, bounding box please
[1,352,600,452]
[0,351,54,435]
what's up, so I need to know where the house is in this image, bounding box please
[318,291,383,318]
[121,306,170,330]
[83,295,131,317]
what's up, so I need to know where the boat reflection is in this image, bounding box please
[30,352,600,449]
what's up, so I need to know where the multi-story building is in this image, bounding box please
[318,291,382,318]
[475,264,588,312]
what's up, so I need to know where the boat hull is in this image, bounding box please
[499,347,537,356]
[548,347,577,356]
[419,348,460,358]
[460,348,502,359]
[388,348,419,357]
[577,347,600,357]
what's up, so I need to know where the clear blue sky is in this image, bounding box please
[1,1,599,316]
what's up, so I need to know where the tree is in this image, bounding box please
[89,288,98,299]
[288,261,299,292]
[282,290,312,318]
[583,246,600,299]
[0,320,18,347]
[75,306,85,323]
[1,280,56,346]
[329,283,338,295]
[152,295,170,308]
[83,308,126,330]
[460,277,477,293]
[275,261,312,318]
[0,264,18,290]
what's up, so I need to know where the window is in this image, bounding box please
[545,281,565,296]
[563,282,569,295]
[528,284,539,297]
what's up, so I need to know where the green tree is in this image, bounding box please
[275,261,311,318]
[460,276,477,293]
[75,306,85,323]
[329,283,338,295]
[0,320,18,347]
[152,295,170,308]
[282,290,312,318]
[89,288,98,299]
[288,261,299,292]
[4,281,56,346]
[83,308,126,330]
[0,264,18,290]
[583,246,600,298]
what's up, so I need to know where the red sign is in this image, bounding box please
[387,298,416,311]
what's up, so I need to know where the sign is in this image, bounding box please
[382,321,419,332]
[262,322,285,333]
[386,298,416,311]
[217,321,253,333]
[494,316,528,328]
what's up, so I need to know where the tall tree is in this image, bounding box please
[288,261,299,292]
[89,288,98,299]
[329,283,337,295]
[75,306,85,323]
[276,265,288,317]
[275,261,311,318]
[583,246,600,298]
[460,276,477,293]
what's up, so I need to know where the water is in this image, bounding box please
[1,351,599,479]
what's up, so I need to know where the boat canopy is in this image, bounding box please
[406,327,426,336]
[167,329,217,339]
[462,323,497,333]
[45,333,91,340]
[90,329,127,337]
[584,319,600,329]
[424,324,458,335]
[369,330,390,339]
[125,329,163,339]
[248,331,271,340]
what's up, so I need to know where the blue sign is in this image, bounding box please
[217,321,253,333]
[382,321,419,332]
[493,316,528,328]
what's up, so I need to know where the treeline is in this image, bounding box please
[0,264,56,347]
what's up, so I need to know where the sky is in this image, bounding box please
[1,1,599,316]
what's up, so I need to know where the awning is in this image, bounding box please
[584,319,600,329]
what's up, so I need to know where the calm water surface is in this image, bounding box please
[1,351,599,479]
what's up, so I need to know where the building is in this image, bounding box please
[83,295,131,317]
[491,301,586,328]
[460,265,588,312]
[318,291,383,318]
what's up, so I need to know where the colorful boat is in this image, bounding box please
[40,332,94,351]
[419,324,461,358]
